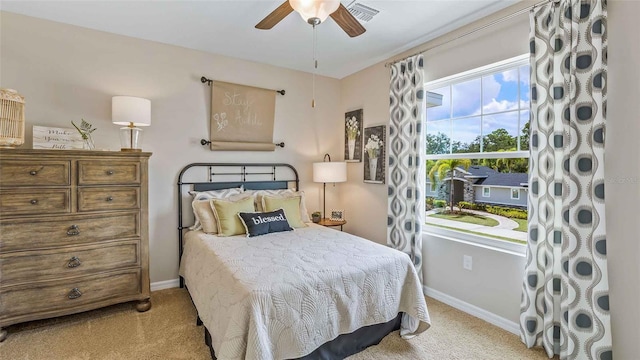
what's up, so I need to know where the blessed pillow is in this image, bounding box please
[262,195,307,229]
[210,196,256,236]
[188,188,243,232]
[238,209,293,237]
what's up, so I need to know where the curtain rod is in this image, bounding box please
[384,0,552,68]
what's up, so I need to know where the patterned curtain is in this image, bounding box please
[520,1,611,359]
[387,54,425,283]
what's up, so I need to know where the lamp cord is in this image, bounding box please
[312,23,317,108]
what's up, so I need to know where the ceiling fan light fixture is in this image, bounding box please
[289,0,341,25]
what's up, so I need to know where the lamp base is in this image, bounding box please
[120,148,142,152]
[119,125,144,152]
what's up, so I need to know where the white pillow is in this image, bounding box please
[188,188,243,232]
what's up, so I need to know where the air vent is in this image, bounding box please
[345,1,380,23]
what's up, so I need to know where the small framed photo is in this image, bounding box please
[330,209,344,221]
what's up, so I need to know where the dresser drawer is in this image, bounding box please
[0,212,140,252]
[0,188,71,216]
[78,186,140,212]
[0,269,141,320]
[0,160,70,186]
[0,240,140,286]
[78,161,141,185]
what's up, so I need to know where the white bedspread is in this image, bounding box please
[179,224,430,360]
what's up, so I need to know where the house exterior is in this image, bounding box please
[426,165,528,208]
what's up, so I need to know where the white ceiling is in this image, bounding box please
[1,0,519,79]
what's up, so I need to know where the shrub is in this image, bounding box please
[434,200,446,208]
[458,201,472,210]
[484,205,528,219]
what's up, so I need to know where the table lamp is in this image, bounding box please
[112,96,150,152]
[313,153,347,219]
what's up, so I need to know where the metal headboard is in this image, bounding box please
[177,163,299,287]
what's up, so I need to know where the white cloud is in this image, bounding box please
[482,99,519,113]
[501,69,519,82]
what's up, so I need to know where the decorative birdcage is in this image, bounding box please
[0,88,25,148]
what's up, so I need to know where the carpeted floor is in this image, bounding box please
[1,288,551,359]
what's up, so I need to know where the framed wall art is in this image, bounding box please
[363,125,386,184]
[344,109,363,162]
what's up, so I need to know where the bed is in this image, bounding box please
[177,163,430,360]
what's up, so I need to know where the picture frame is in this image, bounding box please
[363,125,386,184]
[330,209,344,221]
[344,109,363,162]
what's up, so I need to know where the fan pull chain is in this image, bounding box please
[312,23,317,108]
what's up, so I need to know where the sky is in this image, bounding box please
[426,64,530,148]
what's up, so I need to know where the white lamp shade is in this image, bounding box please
[112,96,151,126]
[313,161,347,183]
[289,0,340,23]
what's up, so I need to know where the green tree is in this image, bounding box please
[426,133,450,155]
[495,149,518,172]
[483,128,516,152]
[428,158,471,213]
[520,122,530,151]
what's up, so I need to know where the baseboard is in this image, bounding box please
[151,278,180,292]
[423,285,520,335]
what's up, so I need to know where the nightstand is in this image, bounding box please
[317,218,346,231]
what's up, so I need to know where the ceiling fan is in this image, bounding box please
[256,0,366,37]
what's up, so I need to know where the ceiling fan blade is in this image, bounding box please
[255,1,294,30]
[330,4,366,38]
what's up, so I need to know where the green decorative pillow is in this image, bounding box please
[262,195,307,229]
[210,196,256,236]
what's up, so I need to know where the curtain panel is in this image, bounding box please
[387,54,426,283]
[520,1,611,359]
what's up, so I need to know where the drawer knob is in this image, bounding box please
[67,256,82,268]
[30,199,39,205]
[66,225,80,236]
[106,196,114,202]
[68,288,82,300]
[28,166,44,176]
[106,170,114,175]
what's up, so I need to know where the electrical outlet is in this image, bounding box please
[463,255,472,271]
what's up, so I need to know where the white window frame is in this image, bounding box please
[510,188,520,200]
[424,54,529,254]
[482,187,491,197]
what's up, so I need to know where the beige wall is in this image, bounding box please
[2,1,638,356]
[341,0,639,357]
[0,12,344,284]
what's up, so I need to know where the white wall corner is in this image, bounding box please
[423,285,520,335]
[151,278,180,292]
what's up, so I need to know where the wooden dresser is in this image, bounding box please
[0,149,151,341]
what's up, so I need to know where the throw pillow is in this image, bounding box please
[210,196,256,236]
[238,209,293,237]
[262,195,307,228]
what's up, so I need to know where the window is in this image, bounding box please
[425,55,529,251]
[510,188,520,200]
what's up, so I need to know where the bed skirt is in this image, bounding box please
[203,314,403,360]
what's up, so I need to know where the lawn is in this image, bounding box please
[429,212,499,227]
[513,218,528,232]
